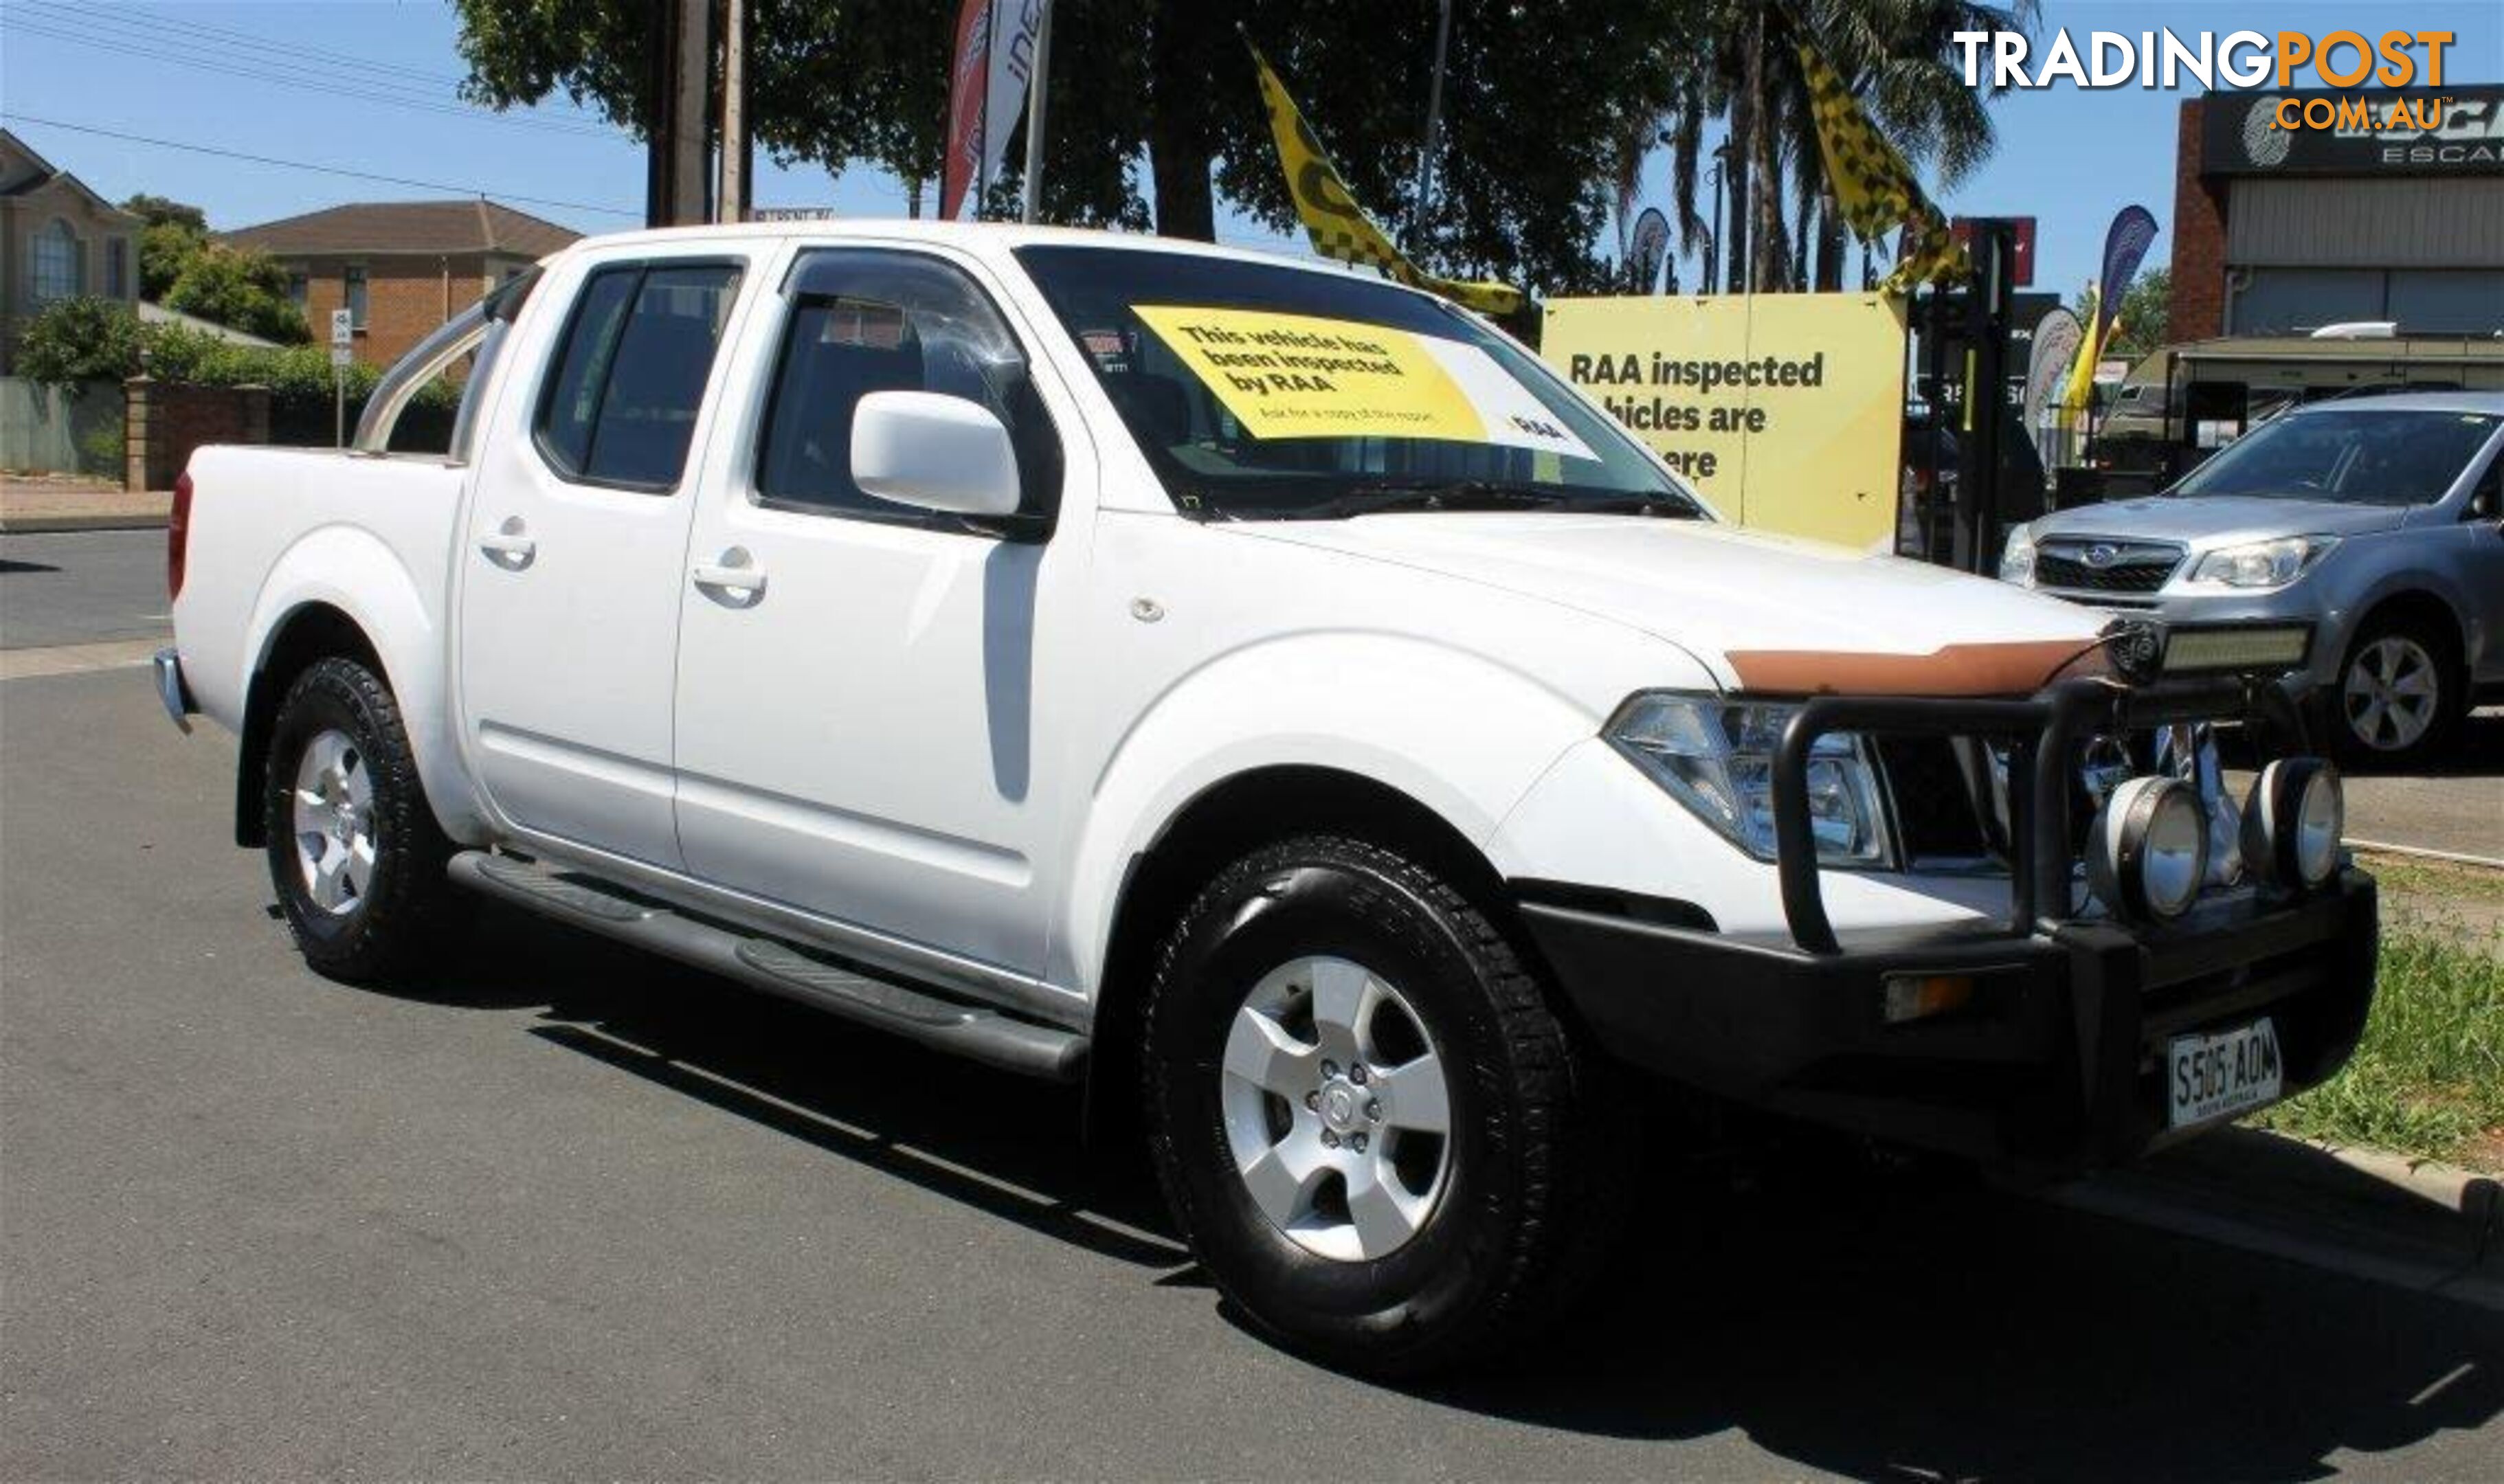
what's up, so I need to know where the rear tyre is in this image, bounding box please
[2332,616,2461,769]
[1141,835,1630,1375]
[262,656,461,984]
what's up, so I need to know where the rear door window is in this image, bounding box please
[535,260,744,491]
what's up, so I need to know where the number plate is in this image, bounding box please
[2167,1017,2283,1129]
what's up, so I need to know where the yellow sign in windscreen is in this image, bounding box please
[1133,305,1593,459]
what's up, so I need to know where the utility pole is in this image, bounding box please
[1413,0,1453,236]
[645,0,712,226]
[1020,1,1054,223]
[1706,153,1725,297]
[716,0,746,223]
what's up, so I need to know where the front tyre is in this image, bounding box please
[2334,617,2461,769]
[262,656,460,984]
[1141,835,1629,1375]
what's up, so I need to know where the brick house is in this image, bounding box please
[0,128,142,375]
[222,199,579,368]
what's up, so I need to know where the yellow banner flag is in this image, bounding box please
[1794,36,1967,295]
[1247,42,1523,317]
[2062,286,2103,414]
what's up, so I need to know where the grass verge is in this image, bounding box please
[2251,928,2504,1171]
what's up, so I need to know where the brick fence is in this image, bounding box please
[124,377,269,493]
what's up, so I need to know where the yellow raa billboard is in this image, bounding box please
[1541,293,1908,549]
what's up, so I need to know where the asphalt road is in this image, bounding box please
[0,530,170,651]
[2,594,2501,1476]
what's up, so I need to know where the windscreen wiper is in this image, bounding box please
[1264,480,1697,521]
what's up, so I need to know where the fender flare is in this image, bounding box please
[238,524,488,844]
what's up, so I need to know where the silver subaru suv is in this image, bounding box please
[2001,392,2503,767]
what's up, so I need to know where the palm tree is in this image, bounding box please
[1648,0,2034,293]
[1783,0,2036,290]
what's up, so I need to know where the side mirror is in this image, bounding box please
[851,390,1022,519]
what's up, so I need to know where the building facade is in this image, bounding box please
[0,129,142,375]
[221,200,579,368]
[2170,85,2504,341]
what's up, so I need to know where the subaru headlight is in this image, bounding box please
[1998,524,2035,586]
[2184,535,2335,589]
[1607,694,1892,866]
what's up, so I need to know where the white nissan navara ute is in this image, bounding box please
[158,223,2376,1374]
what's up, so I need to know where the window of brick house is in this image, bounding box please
[30,219,79,304]
[344,266,368,328]
[287,270,309,308]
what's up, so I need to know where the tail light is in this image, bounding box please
[168,471,193,600]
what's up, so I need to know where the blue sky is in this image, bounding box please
[3,0,2497,306]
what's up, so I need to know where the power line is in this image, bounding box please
[1,115,643,219]
[3,12,623,140]
[30,0,481,89]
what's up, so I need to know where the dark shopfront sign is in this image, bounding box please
[2200,84,2503,176]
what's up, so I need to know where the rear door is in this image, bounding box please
[456,249,751,867]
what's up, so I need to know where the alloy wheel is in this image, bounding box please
[291,728,377,915]
[2342,636,2440,753]
[1218,955,1453,1261]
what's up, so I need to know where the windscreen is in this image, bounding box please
[2171,407,2501,506]
[1014,245,1699,521]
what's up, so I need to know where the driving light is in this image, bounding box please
[2241,758,2343,890]
[2161,624,2312,674]
[2085,776,2210,922]
[1607,695,1890,866]
[2184,536,2335,590]
[1998,524,2035,586]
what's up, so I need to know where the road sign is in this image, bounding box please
[331,309,355,348]
[331,347,354,369]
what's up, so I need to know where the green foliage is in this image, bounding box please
[78,418,126,480]
[450,0,1708,294]
[14,297,457,416]
[122,193,208,233]
[162,243,313,345]
[2108,267,2171,357]
[2253,930,2504,1165]
[138,219,208,301]
[14,296,147,390]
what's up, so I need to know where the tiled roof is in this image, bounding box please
[221,199,581,258]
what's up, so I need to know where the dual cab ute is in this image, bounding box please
[159,223,2376,1373]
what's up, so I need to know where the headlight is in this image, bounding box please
[1998,524,2035,586]
[2183,535,2335,589]
[1607,695,1891,866]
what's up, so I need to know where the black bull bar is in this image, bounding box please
[1770,674,2310,954]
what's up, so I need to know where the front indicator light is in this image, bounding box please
[2242,758,2343,889]
[2086,776,2209,922]
[1881,973,1976,1024]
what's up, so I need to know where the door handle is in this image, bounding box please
[691,548,767,600]
[478,519,535,568]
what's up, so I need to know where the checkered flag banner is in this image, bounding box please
[1794,35,1968,294]
[1248,42,1523,317]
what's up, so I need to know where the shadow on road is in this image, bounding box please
[397,898,2501,1482]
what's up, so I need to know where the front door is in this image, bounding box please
[671,245,1083,975]
[458,251,750,868]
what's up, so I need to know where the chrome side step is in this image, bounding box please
[448,851,1087,1081]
